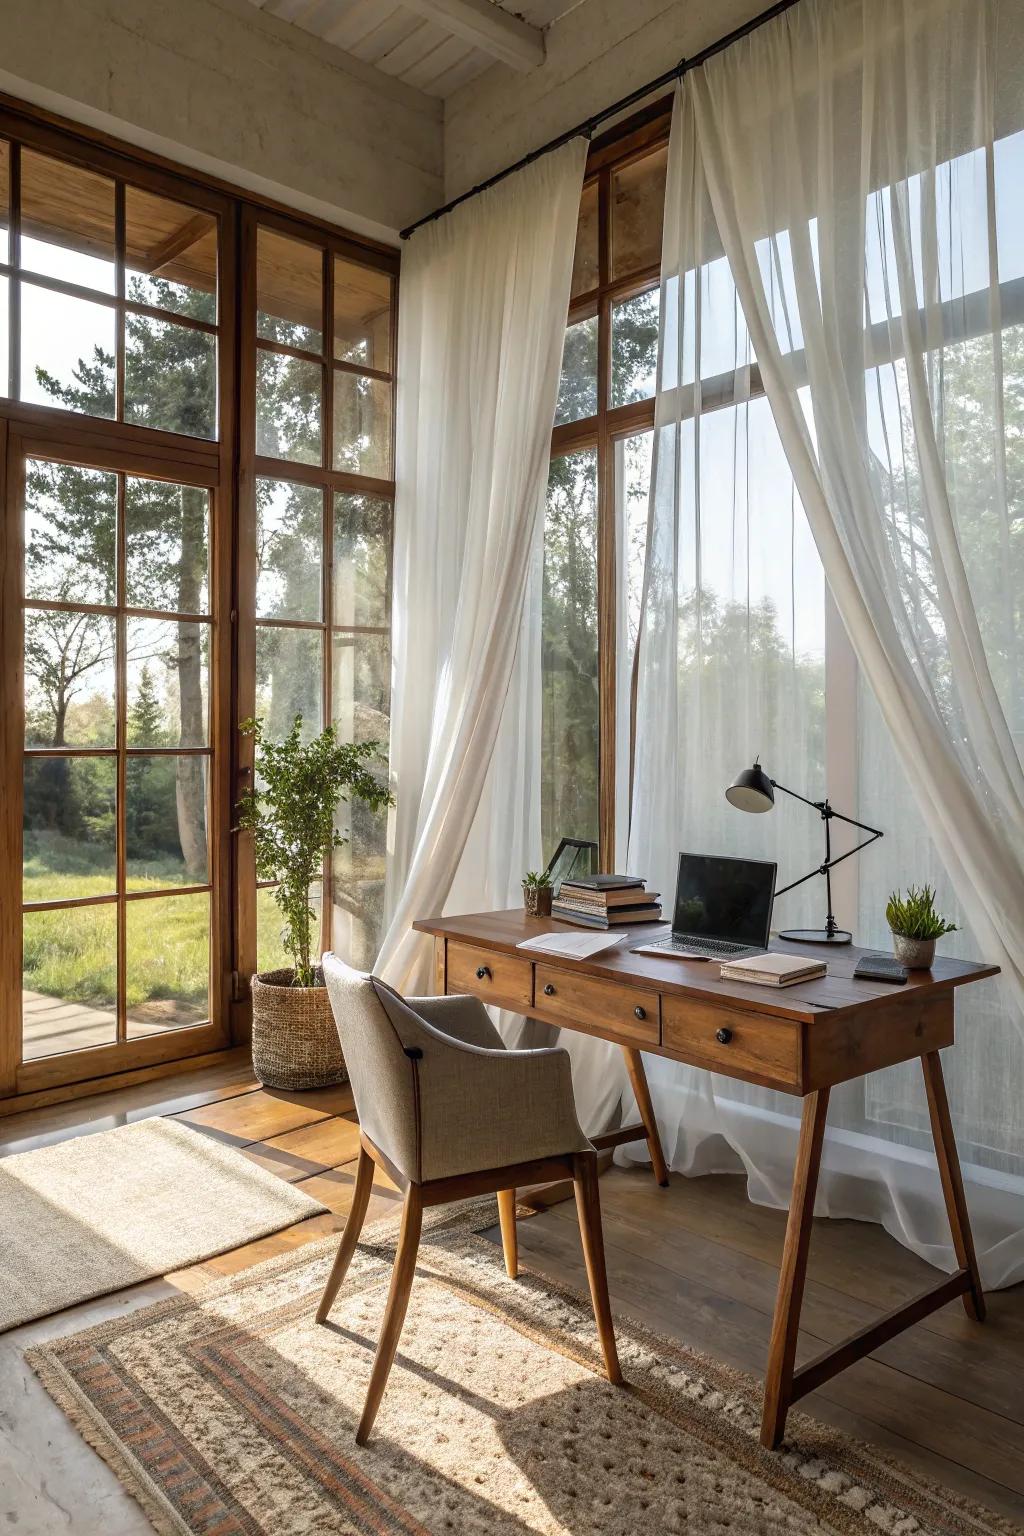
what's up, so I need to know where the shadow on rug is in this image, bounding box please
[28,1199,1021,1536]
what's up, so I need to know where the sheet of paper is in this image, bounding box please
[516,930,626,959]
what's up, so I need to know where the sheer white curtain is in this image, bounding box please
[629,0,1024,1285]
[377,141,587,996]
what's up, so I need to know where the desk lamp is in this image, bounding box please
[725,759,883,945]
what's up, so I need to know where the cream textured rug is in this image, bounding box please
[28,1200,1019,1536]
[1,1117,325,1332]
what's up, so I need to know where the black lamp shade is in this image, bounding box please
[726,762,775,813]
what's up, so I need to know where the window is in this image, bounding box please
[545,130,667,861]
[0,103,397,1104]
[3,141,219,436]
[247,216,395,974]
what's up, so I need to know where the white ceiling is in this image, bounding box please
[247,0,578,97]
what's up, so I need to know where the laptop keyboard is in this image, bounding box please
[649,935,764,959]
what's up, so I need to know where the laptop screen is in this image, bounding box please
[672,853,777,947]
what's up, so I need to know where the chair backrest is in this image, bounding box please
[321,952,419,1183]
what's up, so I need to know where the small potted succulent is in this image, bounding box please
[522,869,553,918]
[886,884,957,970]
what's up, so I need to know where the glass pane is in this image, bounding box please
[125,187,217,322]
[611,146,668,280]
[331,631,390,747]
[542,449,599,854]
[332,370,391,478]
[25,459,116,606]
[126,619,210,747]
[256,227,323,352]
[611,288,660,407]
[23,903,117,1060]
[256,477,322,621]
[554,314,598,427]
[126,892,209,1035]
[257,882,321,976]
[124,313,216,439]
[23,756,116,901]
[255,625,323,741]
[127,754,208,890]
[20,284,115,416]
[126,478,209,615]
[333,491,390,627]
[571,180,599,298]
[256,350,322,464]
[25,612,116,748]
[334,257,391,370]
[20,150,115,293]
[0,141,8,264]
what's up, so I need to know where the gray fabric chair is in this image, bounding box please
[319,952,622,1444]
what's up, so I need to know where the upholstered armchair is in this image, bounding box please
[319,953,622,1445]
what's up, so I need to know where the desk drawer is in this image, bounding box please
[447,943,533,1011]
[534,965,660,1046]
[662,997,799,1088]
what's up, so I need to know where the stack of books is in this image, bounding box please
[553,875,661,929]
[719,953,827,988]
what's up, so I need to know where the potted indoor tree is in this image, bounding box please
[237,714,393,1090]
[886,883,957,970]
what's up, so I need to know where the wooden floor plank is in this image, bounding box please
[174,1088,332,1144]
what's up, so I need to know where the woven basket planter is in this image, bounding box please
[250,968,347,1091]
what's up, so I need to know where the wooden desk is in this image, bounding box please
[413,908,999,1448]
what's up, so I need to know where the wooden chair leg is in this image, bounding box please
[622,1045,669,1186]
[356,1186,423,1446]
[572,1151,623,1385]
[316,1145,374,1324]
[922,1050,986,1321]
[496,1188,518,1278]
[761,1088,829,1449]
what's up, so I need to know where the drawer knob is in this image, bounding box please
[476,965,491,981]
[716,1027,733,1045]
[634,1005,646,1021]
[543,983,556,996]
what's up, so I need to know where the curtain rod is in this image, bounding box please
[399,0,801,240]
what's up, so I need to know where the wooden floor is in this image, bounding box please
[1,1052,1022,1533]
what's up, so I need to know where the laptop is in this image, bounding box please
[632,852,777,961]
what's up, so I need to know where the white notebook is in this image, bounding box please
[720,952,826,987]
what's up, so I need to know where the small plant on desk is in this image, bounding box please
[522,870,553,918]
[886,883,957,969]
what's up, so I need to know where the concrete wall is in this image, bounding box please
[0,0,444,244]
[443,0,767,199]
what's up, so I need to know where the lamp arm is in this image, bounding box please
[769,779,824,813]
[773,829,883,901]
[771,779,885,840]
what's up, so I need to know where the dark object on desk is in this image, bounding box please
[634,851,773,960]
[726,758,883,946]
[543,837,599,896]
[854,953,909,984]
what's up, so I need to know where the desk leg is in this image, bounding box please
[621,1046,669,1187]
[761,1087,830,1449]
[922,1050,986,1322]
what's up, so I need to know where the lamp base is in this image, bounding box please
[779,927,852,945]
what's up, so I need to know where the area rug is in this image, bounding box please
[1,1117,326,1332]
[27,1200,1019,1536]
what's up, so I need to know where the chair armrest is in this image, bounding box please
[405,993,504,1050]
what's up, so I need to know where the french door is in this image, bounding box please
[0,427,231,1099]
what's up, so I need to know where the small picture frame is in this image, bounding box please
[544,837,599,897]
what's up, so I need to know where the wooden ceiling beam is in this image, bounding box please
[400,0,545,73]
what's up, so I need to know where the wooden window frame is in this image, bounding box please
[549,103,671,868]
[0,95,398,1111]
